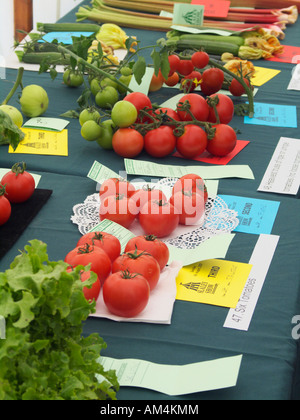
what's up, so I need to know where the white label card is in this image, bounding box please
[258,137,300,195]
[223,234,280,331]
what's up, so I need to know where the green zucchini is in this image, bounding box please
[179,34,245,47]
[166,37,240,56]
[36,22,101,33]
[21,52,71,65]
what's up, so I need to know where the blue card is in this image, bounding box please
[244,102,297,128]
[219,195,280,235]
[39,31,95,45]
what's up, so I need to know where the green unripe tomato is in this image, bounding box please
[120,66,133,76]
[63,69,84,87]
[20,84,49,117]
[81,120,102,141]
[96,119,114,150]
[95,86,119,109]
[100,77,118,89]
[79,107,101,126]
[117,75,132,94]
[111,100,137,128]
[0,105,23,127]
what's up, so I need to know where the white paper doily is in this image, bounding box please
[71,178,239,250]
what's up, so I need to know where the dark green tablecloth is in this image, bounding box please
[0,0,300,400]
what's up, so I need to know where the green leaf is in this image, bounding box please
[132,55,146,85]
[0,109,25,150]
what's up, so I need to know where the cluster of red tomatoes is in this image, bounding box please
[0,162,35,226]
[110,90,237,161]
[64,230,169,318]
[150,51,251,97]
[98,174,208,238]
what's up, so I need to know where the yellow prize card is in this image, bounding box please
[176,259,253,308]
[9,127,68,156]
[251,67,281,87]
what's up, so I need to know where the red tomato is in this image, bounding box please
[191,51,210,69]
[207,93,234,124]
[181,70,202,93]
[177,59,194,76]
[206,124,237,157]
[176,93,209,122]
[139,199,179,238]
[80,270,101,302]
[112,128,144,158]
[99,193,137,228]
[130,185,166,214]
[200,68,224,96]
[149,70,164,92]
[125,235,169,270]
[229,77,251,97]
[64,243,111,285]
[66,266,101,302]
[103,271,150,318]
[112,248,160,291]
[164,72,180,87]
[172,174,208,203]
[153,107,181,129]
[168,54,181,76]
[169,190,205,225]
[176,125,208,159]
[76,231,121,263]
[123,92,152,120]
[144,126,176,158]
[0,185,11,226]
[99,178,136,200]
[1,162,35,203]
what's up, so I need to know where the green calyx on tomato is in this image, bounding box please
[10,161,27,176]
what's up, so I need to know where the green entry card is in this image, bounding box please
[173,3,204,28]
[23,117,70,132]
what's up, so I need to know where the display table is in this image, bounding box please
[0,0,300,400]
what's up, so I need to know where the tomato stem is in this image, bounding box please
[1,67,24,105]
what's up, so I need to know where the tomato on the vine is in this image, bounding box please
[149,70,164,92]
[111,100,138,128]
[172,174,208,203]
[112,248,160,291]
[206,124,237,157]
[169,189,205,226]
[181,71,202,93]
[200,68,224,96]
[112,128,144,158]
[139,199,179,238]
[164,72,180,87]
[103,271,150,318]
[207,93,235,124]
[0,184,11,226]
[1,162,35,203]
[125,235,169,270]
[191,51,210,69]
[153,107,180,129]
[64,243,111,285]
[229,77,251,97]
[176,125,208,159]
[168,54,181,76]
[177,59,194,76]
[99,178,136,200]
[63,69,84,87]
[99,193,137,228]
[76,231,121,263]
[123,92,152,123]
[176,93,209,122]
[144,126,176,158]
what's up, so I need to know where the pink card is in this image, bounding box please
[191,0,230,18]
[266,45,300,64]
[173,140,250,165]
